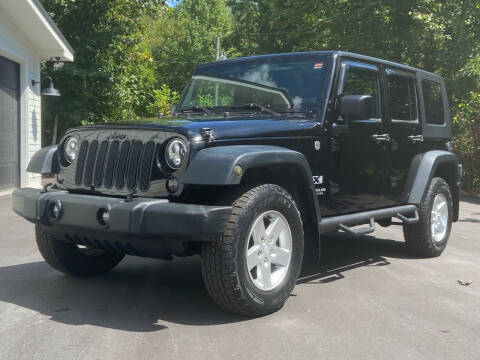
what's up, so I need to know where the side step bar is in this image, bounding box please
[319,205,419,235]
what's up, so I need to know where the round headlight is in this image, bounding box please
[165,138,187,169]
[64,136,78,163]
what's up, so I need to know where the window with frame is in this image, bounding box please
[342,65,380,119]
[422,80,445,125]
[387,72,418,121]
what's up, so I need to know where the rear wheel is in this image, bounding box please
[403,177,452,257]
[201,184,304,316]
[35,225,124,276]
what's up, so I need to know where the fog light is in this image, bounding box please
[166,176,179,193]
[97,208,110,226]
[47,200,62,221]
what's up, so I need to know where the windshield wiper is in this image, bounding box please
[179,106,213,115]
[230,103,281,116]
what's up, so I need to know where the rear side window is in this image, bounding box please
[422,80,444,125]
[342,65,380,119]
[387,73,418,121]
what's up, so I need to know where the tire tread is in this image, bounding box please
[201,184,302,316]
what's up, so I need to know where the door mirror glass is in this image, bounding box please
[339,95,374,120]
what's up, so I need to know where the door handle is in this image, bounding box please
[371,133,391,143]
[407,135,424,144]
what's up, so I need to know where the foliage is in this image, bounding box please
[141,0,233,92]
[147,84,180,117]
[39,0,164,142]
[453,54,480,193]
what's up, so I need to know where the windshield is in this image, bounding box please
[179,56,330,113]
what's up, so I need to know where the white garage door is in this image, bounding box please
[0,55,19,190]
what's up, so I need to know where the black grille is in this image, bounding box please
[115,141,131,189]
[83,140,98,186]
[127,141,143,189]
[104,141,119,188]
[94,141,109,187]
[74,138,155,192]
[139,142,155,191]
[75,140,89,185]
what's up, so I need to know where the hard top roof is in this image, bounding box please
[197,51,442,80]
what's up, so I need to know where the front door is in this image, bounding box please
[0,55,20,190]
[330,60,390,214]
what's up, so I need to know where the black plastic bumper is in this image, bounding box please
[12,188,232,256]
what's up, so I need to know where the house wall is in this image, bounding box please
[0,9,42,188]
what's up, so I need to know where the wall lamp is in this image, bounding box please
[31,76,61,96]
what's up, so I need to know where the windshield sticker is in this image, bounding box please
[314,62,324,69]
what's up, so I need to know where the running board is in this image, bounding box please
[319,205,419,235]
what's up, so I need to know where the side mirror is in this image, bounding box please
[340,95,373,120]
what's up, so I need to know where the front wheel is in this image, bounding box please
[403,177,452,257]
[201,184,304,316]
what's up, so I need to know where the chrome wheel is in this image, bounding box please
[431,193,448,243]
[245,211,292,291]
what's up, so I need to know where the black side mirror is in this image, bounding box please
[340,95,373,120]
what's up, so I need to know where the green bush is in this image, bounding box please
[147,84,180,117]
[453,91,480,194]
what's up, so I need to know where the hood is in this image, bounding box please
[72,115,320,141]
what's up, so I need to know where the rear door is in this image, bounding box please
[331,60,390,213]
[0,56,20,190]
[384,67,422,203]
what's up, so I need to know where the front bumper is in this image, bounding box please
[12,188,232,257]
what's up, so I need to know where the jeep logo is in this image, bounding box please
[106,131,127,141]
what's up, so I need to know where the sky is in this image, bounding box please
[167,0,180,7]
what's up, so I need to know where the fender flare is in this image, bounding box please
[183,145,322,223]
[26,145,58,174]
[403,150,459,205]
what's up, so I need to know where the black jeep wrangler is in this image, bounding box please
[13,51,462,316]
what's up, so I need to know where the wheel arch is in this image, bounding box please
[403,150,459,221]
[26,145,58,174]
[183,145,322,239]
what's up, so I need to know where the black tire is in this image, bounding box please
[403,177,452,257]
[35,225,125,277]
[201,184,304,317]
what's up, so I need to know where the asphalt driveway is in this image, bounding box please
[0,194,479,360]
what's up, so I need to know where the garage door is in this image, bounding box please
[0,55,20,190]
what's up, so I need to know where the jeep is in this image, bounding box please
[12,51,462,316]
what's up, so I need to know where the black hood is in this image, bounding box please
[73,115,320,141]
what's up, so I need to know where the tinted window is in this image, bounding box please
[387,73,418,121]
[182,57,330,112]
[342,66,380,119]
[422,80,444,125]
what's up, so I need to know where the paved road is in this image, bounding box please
[0,194,479,360]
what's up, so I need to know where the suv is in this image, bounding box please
[13,51,462,316]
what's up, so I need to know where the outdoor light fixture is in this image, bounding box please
[31,76,61,96]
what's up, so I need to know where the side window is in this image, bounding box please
[387,73,418,121]
[422,80,445,125]
[342,65,380,119]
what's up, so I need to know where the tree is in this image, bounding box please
[40,0,164,143]
[142,0,233,92]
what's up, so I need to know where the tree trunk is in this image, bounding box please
[51,114,59,145]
